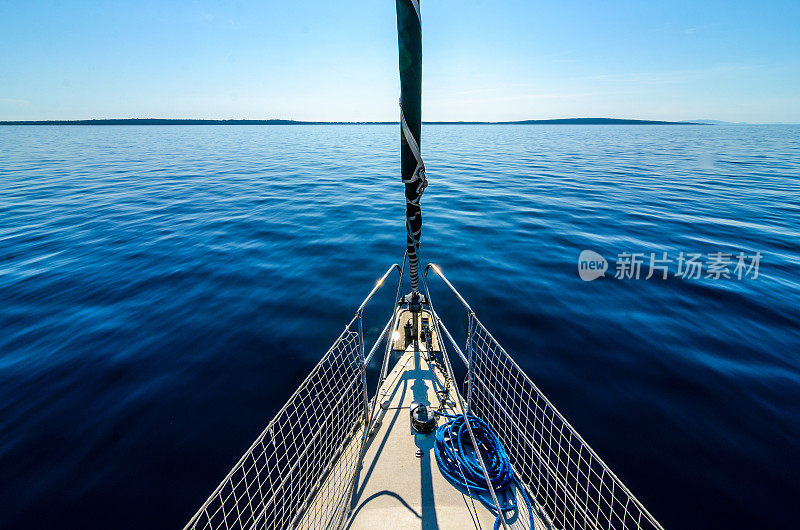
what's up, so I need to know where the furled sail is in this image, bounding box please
[396,0,426,292]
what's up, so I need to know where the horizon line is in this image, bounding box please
[1,117,794,126]
[0,117,725,126]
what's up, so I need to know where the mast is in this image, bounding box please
[396,0,426,294]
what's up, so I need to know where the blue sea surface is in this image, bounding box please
[1,124,799,529]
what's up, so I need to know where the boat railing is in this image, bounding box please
[186,260,664,530]
[424,263,665,530]
[184,264,402,530]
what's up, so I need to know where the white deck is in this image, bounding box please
[300,322,547,530]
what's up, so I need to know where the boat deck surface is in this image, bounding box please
[299,328,547,530]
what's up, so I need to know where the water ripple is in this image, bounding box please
[0,124,798,529]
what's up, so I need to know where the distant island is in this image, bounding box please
[0,117,705,126]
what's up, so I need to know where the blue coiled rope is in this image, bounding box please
[434,412,534,530]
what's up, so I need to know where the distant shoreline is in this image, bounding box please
[0,117,708,126]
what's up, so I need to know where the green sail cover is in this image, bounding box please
[396,0,425,291]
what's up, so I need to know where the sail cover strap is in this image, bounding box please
[397,0,425,292]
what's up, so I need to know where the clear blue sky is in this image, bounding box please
[1,1,798,122]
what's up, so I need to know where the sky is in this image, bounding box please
[1,1,798,123]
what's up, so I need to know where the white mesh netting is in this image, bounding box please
[468,314,664,530]
[185,325,365,530]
